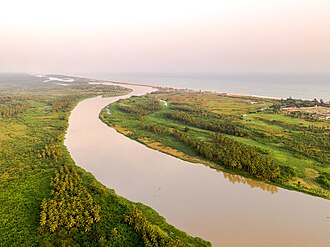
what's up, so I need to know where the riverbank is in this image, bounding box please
[64,77,330,247]
[99,90,330,200]
[0,74,210,246]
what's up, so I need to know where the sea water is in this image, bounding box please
[84,73,330,101]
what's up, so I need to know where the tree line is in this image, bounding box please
[124,205,181,247]
[0,101,31,117]
[288,111,322,121]
[272,134,330,165]
[278,97,329,108]
[170,103,205,114]
[259,118,330,134]
[37,137,63,161]
[317,172,330,189]
[143,124,165,134]
[116,98,163,117]
[39,164,101,234]
[257,118,330,164]
[166,110,244,136]
[171,130,280,181]
[51,96,77,112]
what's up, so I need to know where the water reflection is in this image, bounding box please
[223,172,278,194]
[65,83,330,247]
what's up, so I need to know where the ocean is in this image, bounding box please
[83,73,330,101]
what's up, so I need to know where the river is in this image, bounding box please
[64,83,330,247]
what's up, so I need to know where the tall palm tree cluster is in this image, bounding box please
[37,137,63,161]
[116,98,163,117]
[0,97,31,117]
[166,110,243,136]
[39,164,101,234]
[124,205,181,247]
[172,130,280,181]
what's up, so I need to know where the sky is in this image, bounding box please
[0,0,329,75]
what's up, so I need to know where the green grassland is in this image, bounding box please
[100,90,330,199]
[0,74,210,246]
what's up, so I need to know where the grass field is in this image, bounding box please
[101,89,330,199]
[0,74,210,246]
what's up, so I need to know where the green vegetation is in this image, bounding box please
[100,89,330,199]
[124,205,181,247]
[167,110,244,136]
[171,130,279,181]
[116,97,163,117]
[0,74,210,246]
[39,164,101,236]
[275,97,328,108]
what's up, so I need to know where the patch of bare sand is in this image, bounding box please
[138,137,203,163]
[113,125,133,135]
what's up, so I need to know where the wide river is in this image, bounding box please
[65,83,330,247]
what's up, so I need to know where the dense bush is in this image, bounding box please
[277,165,297,183]
[0,100,31,117]
[117,98,163,117]
[276,98,329,108]
[39,164,101,234]
[317,173,330,189]
[37,137,63,161]
[167,110,244,136]
[172,130,280,181]
[170,103,205,113]
[143,124,165,134]
[124,205,181,247]
[51,96,78,112]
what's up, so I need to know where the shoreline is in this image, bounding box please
[106,121,330,201]
[96,80,329,200]
[65,81,330,246]
[77,75,283,100]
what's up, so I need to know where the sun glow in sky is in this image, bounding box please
[0,0,329,74]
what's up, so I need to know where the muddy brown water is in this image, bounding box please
[65,83,330,247]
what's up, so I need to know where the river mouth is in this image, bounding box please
[65,82,330,247]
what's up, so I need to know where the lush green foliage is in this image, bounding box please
[275,97,329,109]
[167,110,244,136]
[172,130,280,181]
[101,90,330,199]
[0,97,31,117]
[0,75,209,246]
[51,96,78,113]
[39,164,101,234]
[117,97,163,117]
[124,205,181,247]
[317,173,330,189]
[37,137,63,161]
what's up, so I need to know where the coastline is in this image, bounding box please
[77,75,283,100]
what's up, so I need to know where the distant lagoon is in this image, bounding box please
[82,73,330,101]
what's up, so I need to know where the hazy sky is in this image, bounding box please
[0,0,329,74]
